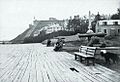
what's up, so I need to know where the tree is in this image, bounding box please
[94,12,101,21]
[67,17,73,31]
[67,15,88,33]
[118,8,120,15]
[111,8,120,19]
[91,12,101,32]
[111,14,119,19]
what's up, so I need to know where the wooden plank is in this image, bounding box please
[41,46,120,82]
[58,52,118,82]
[0,50,26,82]
[13,50,31,82]
[0,45,33,82]
[96,47,120,50]
[0,47,20,70]
[0,44,120,82]
[48,51,95,82]
[69,52,119,80]
[17,45,36,82]
[20,53,32,82]
[74,52,94,57]
[0,46,30,82]
[53,57,90,82]
[93,64,120,82]
[45,50,74,82]
[42,51,66,82]
[0,48,16,68]
[56,52,100,82]
[43,55,57,82]
[36,53,45,82]
[39,55,52,82]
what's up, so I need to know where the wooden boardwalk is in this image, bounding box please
[0,44,120,82]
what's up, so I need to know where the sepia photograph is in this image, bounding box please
[0,0,120,82]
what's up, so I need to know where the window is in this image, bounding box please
[98,22,99,26]
[103,22,107,25]
[118,29,120,33]
[97,29,100,32]
[104,29,107,33]
[113,22,118,25]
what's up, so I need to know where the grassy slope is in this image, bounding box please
[109,36,120,47]
[11,27,32,43]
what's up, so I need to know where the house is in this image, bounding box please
[96,20,120,35]
[43,23,64,34]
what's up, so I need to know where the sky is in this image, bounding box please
[0,0,119,41]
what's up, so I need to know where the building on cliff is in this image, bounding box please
[30,17,68,36]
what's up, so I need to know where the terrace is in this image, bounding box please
[0,43,120,82]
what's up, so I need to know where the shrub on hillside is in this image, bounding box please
[23,30,75,43]
[87,36,100,47]
[104,40,113,47]
[104,35,114,40]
